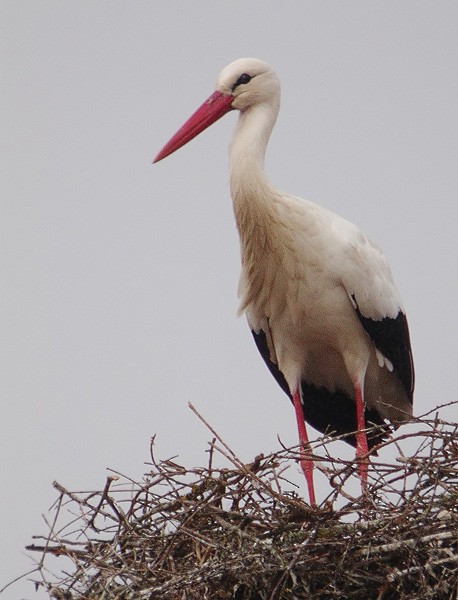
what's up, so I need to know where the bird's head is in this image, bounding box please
[215,58,280,112]
[153,58,280,163]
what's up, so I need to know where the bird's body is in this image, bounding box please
[154,58,414,502]
[236,187,411,442]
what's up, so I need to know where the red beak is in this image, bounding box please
[153,91,234,163]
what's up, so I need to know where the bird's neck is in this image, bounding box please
[229,102,279,222]
[229,102,282,292]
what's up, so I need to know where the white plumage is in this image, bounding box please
[154,58,414,504]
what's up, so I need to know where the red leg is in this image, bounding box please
[292,389,316,505]
[354,383,369,494]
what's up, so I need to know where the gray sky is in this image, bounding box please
[2,3,457,597]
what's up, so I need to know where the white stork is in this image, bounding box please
[154,58,414,504]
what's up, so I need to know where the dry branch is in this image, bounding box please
[14,413,458,599]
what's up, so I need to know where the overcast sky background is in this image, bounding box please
[2,2,457,597]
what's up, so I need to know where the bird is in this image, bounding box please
[153,58,414,505]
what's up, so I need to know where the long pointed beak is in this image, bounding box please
[153,91,234,163]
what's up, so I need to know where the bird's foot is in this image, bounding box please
[355,431,369,496]
[299,445,316,506]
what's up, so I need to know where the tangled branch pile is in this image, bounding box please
[25,410,457,599]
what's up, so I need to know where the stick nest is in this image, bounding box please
[24,409,458,599]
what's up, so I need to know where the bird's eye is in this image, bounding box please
[232,73,252,91]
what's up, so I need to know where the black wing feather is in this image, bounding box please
[251,328,389,449]
[352,296,414,403]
